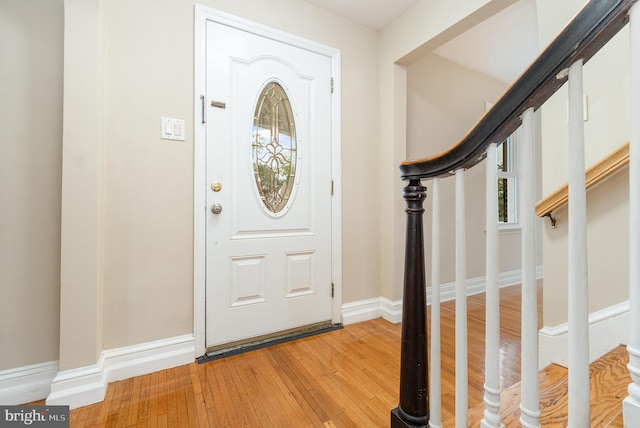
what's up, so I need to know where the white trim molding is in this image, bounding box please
[0,360,59,405]
[342,266,543,326]
[342,298,386,325]
[47,334,194,409]
[432,265,542,305]
[539,300,630,369]
[103,334,194,383]
[380,297,403,323]
[341,297,403,325]
[46,357,107,409]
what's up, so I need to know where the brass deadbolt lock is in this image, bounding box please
[211,182,222,192]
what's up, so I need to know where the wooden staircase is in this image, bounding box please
[463,345,630,427]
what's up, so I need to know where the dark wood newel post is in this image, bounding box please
[391,179,429,428]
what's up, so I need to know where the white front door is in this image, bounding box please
[204,21,334,348]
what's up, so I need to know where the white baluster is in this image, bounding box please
[625,3,640,426]
[430,178,442,428]
[519,107,540,428]
[481,143,502,428]
[455,168,468,428]
[567,59,590,428]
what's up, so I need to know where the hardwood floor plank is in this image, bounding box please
[114,379,133,427]
[83,396,103,427]
[272,342,355,426]
[189,361,203,397]
[192,392,209,428]
[607,412,625,427]
[143,371,158,427]
[589,345,629,427]
[132,375,151,427]
[175,365,194,428]
[125,375,143,427]
[93,375,117,427]
[238,351,292,427]
[156,413,168,428]
[68,403,89,427]
[219,356,261,427]
[43,284,627,427]
[166,367,179,428]
[267,349,329,426]
[204,362,235,426]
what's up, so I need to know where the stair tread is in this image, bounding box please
[464,344,629,427]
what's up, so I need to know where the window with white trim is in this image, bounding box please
[497,134,518,225]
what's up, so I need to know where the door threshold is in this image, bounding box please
[198,321,342,364]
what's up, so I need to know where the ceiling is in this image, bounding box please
[433,0,539,83]
[305,0,539,84]
[304,0,418,31]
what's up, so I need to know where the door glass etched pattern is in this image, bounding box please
[252,81,298,214]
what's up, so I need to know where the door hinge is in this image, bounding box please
[331,283,334,298]
[331,77,334,94]
[200,95,206,124]
[331,180,334,195]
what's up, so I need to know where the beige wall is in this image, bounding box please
[59,0,107,370]
[1,0,380,375]
[0,0,63,370]
[93,0,381,350]
[75,0,525,364]
[378,0,518,301]
[537,0,630,326]
[7,0,601,379]
[407,53,521,284]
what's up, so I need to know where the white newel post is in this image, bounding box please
[430,178,442,428]
[625,3,640,426]
[567,59,590,428]
[455,169,468,428]
[519,107,540,428]
[481,143,503,428]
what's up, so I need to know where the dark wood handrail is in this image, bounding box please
[400,0,635,181]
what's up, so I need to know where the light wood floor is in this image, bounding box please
[36,285,539,427]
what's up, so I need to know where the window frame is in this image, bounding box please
[497,132,520,231]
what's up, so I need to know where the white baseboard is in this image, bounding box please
[103,334,195,383]
[380,297,402,323]
[341,298,389,325]
[46,357,107,409]
[430,275,485,305]
[0,360,59,405]
[341,297,403,325]
[46,334,195,409]
[341,266,542,326]
[429,265,543,304]
[539,300,629,369]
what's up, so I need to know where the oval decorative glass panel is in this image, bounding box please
[251,81,298,214]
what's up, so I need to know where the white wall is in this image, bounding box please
[407,53,523,284]
[537,0,630,327]
[0,0,63,370]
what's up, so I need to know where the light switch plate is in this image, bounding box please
[161,117,185,141]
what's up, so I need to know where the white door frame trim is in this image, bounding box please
[193,5,342,357]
